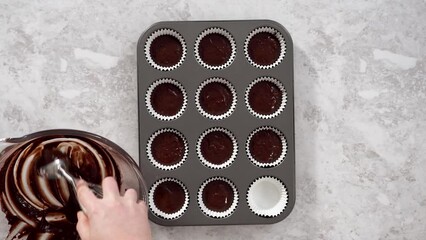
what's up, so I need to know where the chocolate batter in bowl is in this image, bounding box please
[0,129,147,240]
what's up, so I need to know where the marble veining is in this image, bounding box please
[0,0,425,239]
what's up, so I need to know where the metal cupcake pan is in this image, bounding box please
[137,20,295,226]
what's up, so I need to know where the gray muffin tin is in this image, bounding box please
[137,20,295,226]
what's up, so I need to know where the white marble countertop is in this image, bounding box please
[0,0,425,239]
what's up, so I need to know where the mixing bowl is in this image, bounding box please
[0,129,147,239]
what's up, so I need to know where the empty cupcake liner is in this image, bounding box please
[195,77,237,120]
[145,78,188,121]
[196,127,238,169]
[246,176,288,218]
[144,28,187,71]
[244,26,286,69]
[194,27,237,70]
[147,128,189,171]
[246,126,288,168]
[149,178,190,220]
[245,76,287,119]
[197,177,239,218]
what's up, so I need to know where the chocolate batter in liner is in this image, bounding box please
[244,26,286,69]
[195,77,237,120]
[194,27,236,70]
[246,126,287,168]
[144,28,187,71]
[197,177,238,218]
[245,76,287,119]
[145,78,188,121]
[148,178,189,220]
[196,127,237,169]
[147,128,188,171]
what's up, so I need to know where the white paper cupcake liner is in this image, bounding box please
[244,26,286,69]
[146,128,188,171]
[197,177,239,218]
[195,77,237,120]
[149,178,189,220]
[246,176,288,218]
[246,126,287,168]
[245,76,287,119]
[194,27,237,70]
[144,28,187,71]
[145,78,188,121]
[196,127,238,169]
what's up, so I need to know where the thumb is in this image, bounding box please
[76,180,97,213]
[76,211,90,240]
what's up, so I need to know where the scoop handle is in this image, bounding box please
[87,182,103,198]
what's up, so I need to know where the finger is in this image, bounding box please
[138,201,149,215]
[76,211,90,240]
[124,188,138,203]
[102,176,120,200]
[77,183,97,213]
[137,200,148,209]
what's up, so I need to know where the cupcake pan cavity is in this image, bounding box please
[198,177,239,218]
[147,128,188,171]
[145,78,188,121]
[197,127,238,169]
[149,178,190,220]
[144,28,187,71]
[194,27,237,70]
[137,20,295,226]
[195,77,237,120]
[247,176,288,218]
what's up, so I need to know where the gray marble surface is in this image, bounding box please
[0,0,425,239]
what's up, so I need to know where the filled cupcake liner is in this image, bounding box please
[244,26,286,69]
[145,78,188,121]
[196,127,238,169]
[146,128,189,171]
[246,176,288,218]
[197,177,239,218]
[245,76,288,119]
[149,178,190,220]
[246,126,288,168]
[144,28,187,71]
[195,77,237,120]
[194,27,237,70]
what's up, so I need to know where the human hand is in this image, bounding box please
[76,177,152,240]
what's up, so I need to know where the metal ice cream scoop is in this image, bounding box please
[39,150,103,211]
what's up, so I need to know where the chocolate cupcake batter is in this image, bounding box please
[0,136,121,239]
[249,129,282,163]
[151,83,184,117]
[202,180,234,212]
[151,132,185,166]
[150,35,183,67]
[248,81,282,115]
[200,131,233,165]
[153,181,185,214]
[198,33,232,66]
[199,82,233,116]
[248,32,281,66]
